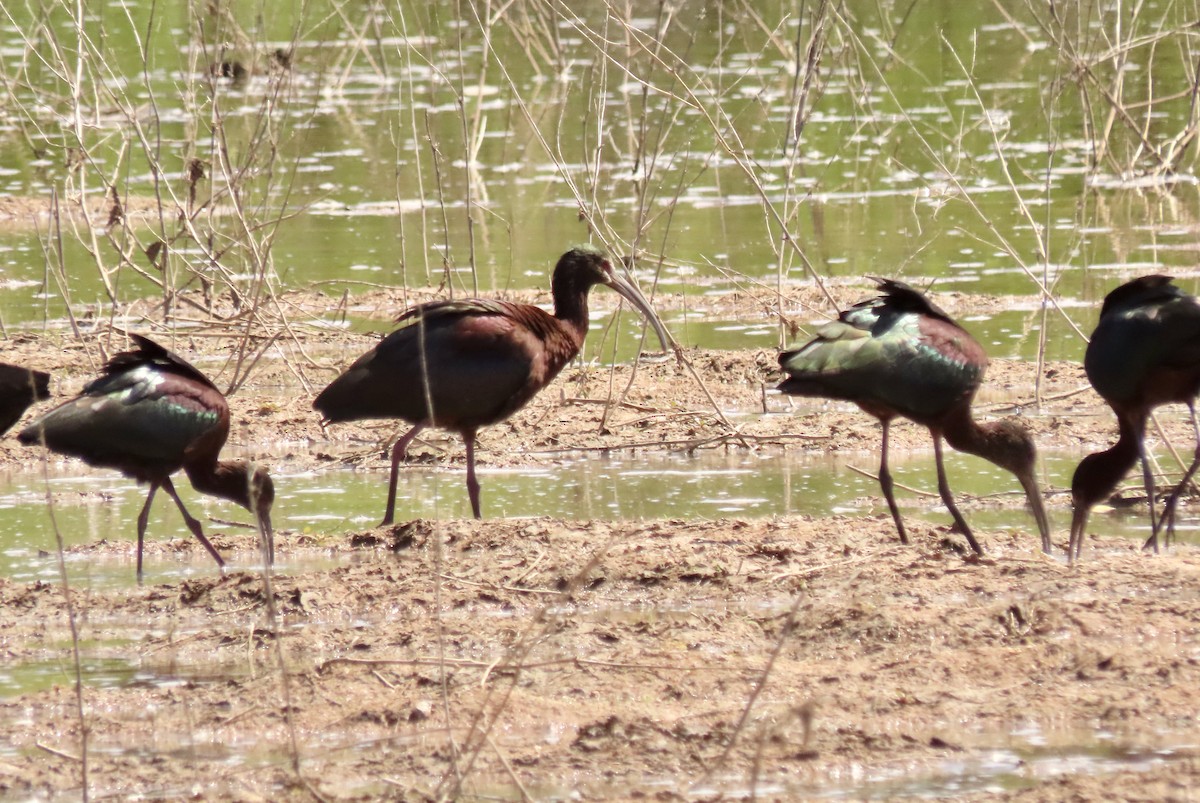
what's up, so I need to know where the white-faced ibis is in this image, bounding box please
[313,244,671,524]
[18,334,274,580]
[0,362,49,435]
[778,278,1051,555]
[1069,274,1200,561]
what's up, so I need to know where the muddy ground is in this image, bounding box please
[1,286,1200,801]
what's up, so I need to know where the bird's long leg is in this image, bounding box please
[464,430,482,519]
[932,434,984,556]
[135,482,160,584]
[1138,435,1162,552]
[1155,401,1200,549]
[382,424,424,527]
[160,476,226,570]
[877,418,908,544]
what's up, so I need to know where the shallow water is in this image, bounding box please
[0,1,1198,337]
[665,303,1089,362]
[815,725,1199,799]
[0,446,1179,591]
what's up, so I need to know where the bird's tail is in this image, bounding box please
[313,365,406,423]
[776,374,854,402]
[312,373,360,423]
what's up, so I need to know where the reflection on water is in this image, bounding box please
[0,656,138,699]
[810,725,1198,800]
[0,447,1180,588]
[0,2,1197,332]
[0,653,246,700]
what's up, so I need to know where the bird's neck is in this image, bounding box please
[551,273,593,343]
[939,406,996,460]
[1072,415,1143,508]
[185,460,260,513]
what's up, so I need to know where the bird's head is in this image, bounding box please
[984,418,1052,552]
[189,459,276,563]
[1068,451,1116,562]
[984,419,1038,472]
[552,244,672,352]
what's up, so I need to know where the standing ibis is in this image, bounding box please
[1069,275,1200,561]
[18,334,274,580]
[313,243,671,523]
[0,362,49,434]
[778,278,1051,555]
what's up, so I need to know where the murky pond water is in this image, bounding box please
[0,447,1179,590]
[1,0,1199,339]
[783,730,1198,799]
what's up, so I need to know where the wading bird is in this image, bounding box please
[778,278,1051,555]
[314,244,671,524]
[1069,275,1200,561]
[19,334,274,580]
[0,362,49,435]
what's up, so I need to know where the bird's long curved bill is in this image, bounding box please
[1019,474,1052,555]
[604,272,672,352]
[259,512,275,565]
[1068,506,1088,563]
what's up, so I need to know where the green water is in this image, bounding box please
[0,0,1198,338]
[0,656,138,698]
[0,446,1173,589]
